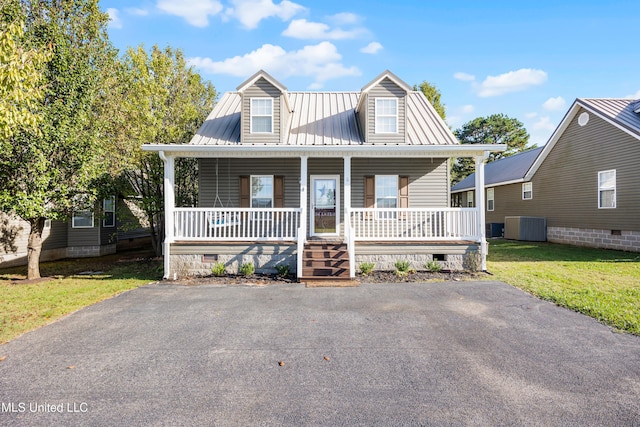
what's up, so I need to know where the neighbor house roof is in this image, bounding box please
[188,91,460,146]
[525,98,640,180]
[451,147,543,193]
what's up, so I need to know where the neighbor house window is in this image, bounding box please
[250,98,273,133]
[522,182,533,200]
[72,210,94,228]
[466,190,474,207]
[375,98,398,133]
[251,175,273,208]
[103,196,115,227]
[487,188,495,211]
[598,170,616,209]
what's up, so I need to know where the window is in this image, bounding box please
[466,190,474,207]
[487,188,495,211]
[375,98,398,133]
[251,175,273,208]
[598,170,616,209]
[375,175,398,208]
[103,196,115,227]
[72,210,94,228]
[250,98,273,133]
[522,182,533,200]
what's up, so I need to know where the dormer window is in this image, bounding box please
[250,98,273,133]
[375,98,398,133]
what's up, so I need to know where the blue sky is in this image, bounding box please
[101,0,639,146]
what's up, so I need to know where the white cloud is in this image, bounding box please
[532,116,556,131]
[225,0,306,29]
[477,68,547,97]
[188,42,361,88]
[126,7,149,16]
[360,41,383,54]
[525,112,538,119]
[282,18,365,40]
[461,104,474,114]
[106,8,122,29]
[625,89,640,99]
[543,96,566,111]
[329,12,360,25]
[453,72,475,82]
[157,0,223,27]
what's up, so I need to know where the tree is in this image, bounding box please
[451,114,530,184]
[0,0,117,279]
[112,45,216,255]
[0,0,49,141]
[413,81,446,121]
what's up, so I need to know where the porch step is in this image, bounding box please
[301,242,351,280]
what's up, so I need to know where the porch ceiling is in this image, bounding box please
[141,143,507,158]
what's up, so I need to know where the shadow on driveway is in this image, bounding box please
[1,281,639,426]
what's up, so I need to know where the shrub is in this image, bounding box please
[394,260,413,277]
[211,262,226,277]
[275,263,290,277]
[239,262,255,276]
[425,260,442,272]
[359,262,375,276]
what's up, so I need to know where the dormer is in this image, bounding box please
[237,70,291,144]
[356,70,412,144]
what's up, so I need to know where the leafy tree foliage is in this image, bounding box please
[451,114,530,184]
[413,80,446,121]
[111,45,216,255]
[0,0,116,279]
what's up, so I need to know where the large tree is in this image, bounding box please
[452,113,530,184]
[413,80,446,121]
[112,45,216,255]
[0,0,117,279]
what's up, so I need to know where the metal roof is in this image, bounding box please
[576,98,640,139]
[451,147,543,192]
[188,90,460,146]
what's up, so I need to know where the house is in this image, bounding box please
[451,98,640,252]
[0,197,149,268]
[142,70,505,280]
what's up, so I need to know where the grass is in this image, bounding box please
[487,239,640,335]
[0,249,162,344]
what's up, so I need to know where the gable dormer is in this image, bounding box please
[356,70,412,144]
[237,70,291,144]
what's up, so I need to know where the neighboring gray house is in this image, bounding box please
[143,70,505,280]
[452,98,640,252]
[0,197,149,268]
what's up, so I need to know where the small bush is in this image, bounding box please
[359,262,375,276]
[275,264,290,277]
[211,262,226,277]
[425,260,442,272]
[394,260,413,277]
[239,262,255,277]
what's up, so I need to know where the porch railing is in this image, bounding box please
[173,208,301,241]
[349,208,479,241]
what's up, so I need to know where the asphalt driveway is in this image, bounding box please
[1,281,639,426]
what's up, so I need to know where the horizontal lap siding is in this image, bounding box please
[366,78,406,144]
[68,223,99,247]
[199,158,300,208]
[241,78,282,144]
[486,184,529,224]
[351,158,449,208]
[530,109,640,230]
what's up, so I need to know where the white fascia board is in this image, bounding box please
[451,177,525,194]
[141,144,507,159]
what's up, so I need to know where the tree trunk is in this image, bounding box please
[27,217,45,280]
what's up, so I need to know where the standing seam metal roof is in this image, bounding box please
[188,91,459,146]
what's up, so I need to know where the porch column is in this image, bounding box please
[159,151,175,280]
[474,153,488,271]
[297,156,308,278]
[343,156,351,243]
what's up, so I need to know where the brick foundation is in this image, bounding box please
[547,227,640,252]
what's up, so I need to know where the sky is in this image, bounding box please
[101,0,639,147]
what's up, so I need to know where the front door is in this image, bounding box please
[311,175,340,236]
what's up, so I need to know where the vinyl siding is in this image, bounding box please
[199,158,301,208]
[68,219,100,247]
[485,184,528,224]
[43,220,68,250]
[241,77,282,144]
[366,78,406,144]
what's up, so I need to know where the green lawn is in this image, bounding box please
[487,239,640,335]
[0,250,162,344]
